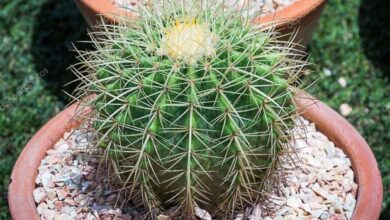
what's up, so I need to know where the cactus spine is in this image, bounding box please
[72,0,307,218]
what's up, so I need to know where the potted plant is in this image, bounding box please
[9,1,381,219]
[74,0,327,47]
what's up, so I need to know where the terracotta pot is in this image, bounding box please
[8,93,382,220]
[74,0,327,47]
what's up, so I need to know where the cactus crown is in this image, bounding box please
[71,0,307,218]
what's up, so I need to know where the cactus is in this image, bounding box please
[71,0,307,218]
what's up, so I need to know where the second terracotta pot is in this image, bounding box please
[74,0,327,47]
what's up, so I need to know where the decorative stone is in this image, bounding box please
[33,187,47,203]
[343,193,356,212]
[340,104,353,116]
[41,171,55,189]
[248,205,262,220]
[54,214,72,220]
[36,202,47,215]
[195,207,212,220]
[286,197,301,209]
[157,214,171,220]
[46,155,60,165]
[337,77,347,88]
[43,209,58,220]
[64,197,77,206]
[55,201,63,211]
[55,188,68,201]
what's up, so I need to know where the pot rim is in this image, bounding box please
[8,92,382,220]
[75,0,326,25]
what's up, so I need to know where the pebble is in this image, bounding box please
[35,118,357,219]
[55,188,68,201]
[340,103,353,116]
[54,214,72,220]
[157,214,171,220]
[249,205,263,220]
[37,202,47,215]
[338,77,347,88]
[43,209,57,220]
[323,68,333,76]
[195,206,212,220]
[33,187,47,203]
[286,197,301,209]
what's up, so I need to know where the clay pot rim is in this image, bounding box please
[8,92,382,220]
[76,0,326,25]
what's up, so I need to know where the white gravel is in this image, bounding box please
[260,118,357,220]
[110,0,298,17]
[34,117,357,220]
[34,129,124,220]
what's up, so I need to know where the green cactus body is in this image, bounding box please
[72,1,306,218]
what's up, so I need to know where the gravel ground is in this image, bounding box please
[258,118,357,220]
[34,117,357,220]
[110,0,298,17]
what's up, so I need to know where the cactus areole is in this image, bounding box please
[72,1,307,218]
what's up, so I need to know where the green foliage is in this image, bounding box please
[72,2,306,217]
[0,0,82,219]
[307,0,390,218]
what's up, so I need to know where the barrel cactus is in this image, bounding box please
[72,0,307,218]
